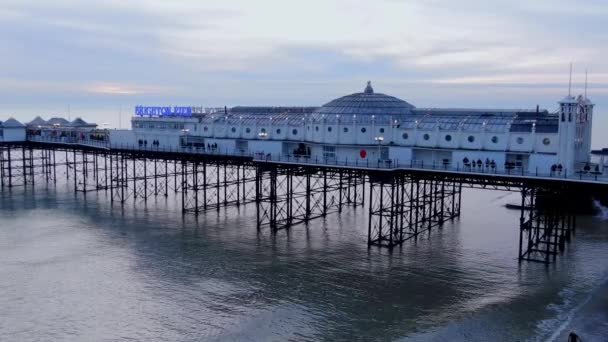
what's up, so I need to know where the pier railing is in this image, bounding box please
[24,136,608,183]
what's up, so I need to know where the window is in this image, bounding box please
[203,126,208,132]
[379,128,385,133]
[543,137,550,145]
[260,128,266,133]
[468,135,475,143]
[323,145,336,161]
[343,127,348,133]
[315,126,319,131]
[445,134,452,142]
[231,127,236,133]
[491,136,498,143]
[402,132,408,140]
[292,129,298,135]
[276,129,281,134]
[423,134,430,141]
[246,128,251,134]
[361,127,367,133]
[517,137,524,144]
[327,126,332,132]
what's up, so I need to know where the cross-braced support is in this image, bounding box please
[0,144,52,187]
[368,173,462,247]
[74,150,110,193]
[256,165,365,230]
[518,187,575,264]
[181,160,257,213]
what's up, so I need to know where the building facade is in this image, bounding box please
[1,82,595,174]
[120,82,594,173]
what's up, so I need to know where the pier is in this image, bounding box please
[1,139,604,265]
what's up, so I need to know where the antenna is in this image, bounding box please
[119,104,122,129]
[584,69,588,100]
[568,62,573,97]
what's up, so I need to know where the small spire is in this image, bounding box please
[568,62,573,97]
[585,69,588,100]
[364,81,374,94]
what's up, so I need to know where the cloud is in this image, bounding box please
[0,0,606,124]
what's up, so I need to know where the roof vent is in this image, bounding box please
[364,81,374,94]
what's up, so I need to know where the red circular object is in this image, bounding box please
[359,149,367,158]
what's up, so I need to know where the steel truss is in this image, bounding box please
[108,152,183,203]
[518,187,575,264]
[1,143,597,263]
[367,173,462,247]
[256,165,365,230]
[181,160,257,213]
[0,144,58,187]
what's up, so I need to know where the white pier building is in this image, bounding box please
[1,82,595,174]
[121,82,594,173]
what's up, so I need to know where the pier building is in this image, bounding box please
[118,82,594,173]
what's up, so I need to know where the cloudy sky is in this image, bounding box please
[1,0,606,145]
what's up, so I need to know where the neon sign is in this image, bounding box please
[134,106,197,117]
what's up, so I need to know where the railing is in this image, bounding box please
[25,136,608,183]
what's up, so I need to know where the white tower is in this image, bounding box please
[575,94,594,165]
[557,94,578,171]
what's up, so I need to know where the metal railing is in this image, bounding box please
[25,136,608,183]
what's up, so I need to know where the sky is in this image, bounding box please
[1,0,607,146]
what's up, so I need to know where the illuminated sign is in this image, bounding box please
[135,106,206,117]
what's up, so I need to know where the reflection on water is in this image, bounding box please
[1,185,608,341]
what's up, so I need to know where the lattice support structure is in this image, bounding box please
[106,152,183,203]
[518,188,575,264]
[0,144,57,187]
[181,160,257,213]
[367,173,462,248]
[256,165,365,230]
[73,150,111,193]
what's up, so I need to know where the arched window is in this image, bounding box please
[402,132,408,140]
[276,128,281,134]
[245,128,251,134]
[231,127,236,133]
[260,128,266,133]
[343,127,348,133]
[203,126,208,132]
[379,128,385,133]
[327,126,332,132]
[315,126,319,131]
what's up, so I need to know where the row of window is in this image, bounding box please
[204,126,387,134]
[199,125,551,146]
[401,133,550,145]
[134,122,185,130]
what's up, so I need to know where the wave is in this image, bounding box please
[593,200,608,220]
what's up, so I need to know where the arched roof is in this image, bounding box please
[311,82,415,123]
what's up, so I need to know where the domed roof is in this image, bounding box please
[312,82,415,121]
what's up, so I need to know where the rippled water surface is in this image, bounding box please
[1,185,608,341]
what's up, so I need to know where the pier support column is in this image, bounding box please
[518,187,576,264]
[367,173,462,248]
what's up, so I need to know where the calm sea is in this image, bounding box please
[1,183,607,341]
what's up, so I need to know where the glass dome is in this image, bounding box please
[310,82,415,124]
